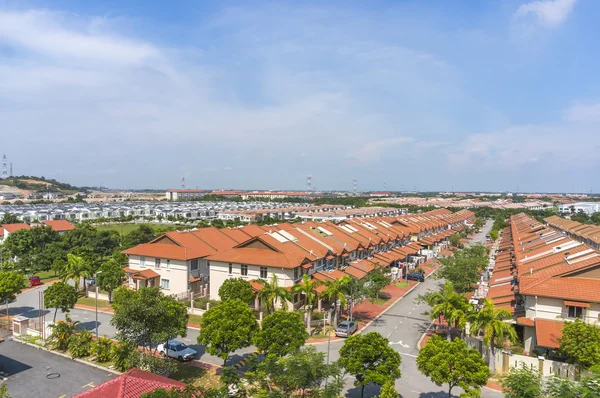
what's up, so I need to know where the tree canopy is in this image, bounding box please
[96,259,126,302]
[218,277,254,303]
[0,271,27,304]
[253,310,308,357]
[198,299,259,365]
[500,365,543,398]
[110,286,189,352]
[558,318,600,369]
[417,334,491,398]
[338,332,401,398]
[437,244,488,293]
[44,281,78,322]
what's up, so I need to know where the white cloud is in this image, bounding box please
[565,103,600,122]
[515,0,577,27]
[346,137,415,162]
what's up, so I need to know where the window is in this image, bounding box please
[166,259,170,270]
[241,264,248,276]
[155,258,161,268]
[294,267,299,280]
[140,256,146,267]
[260,267,268,279]
[191,259,199,271]
[228,263,233,275]
[160,279,170,290]
[568,306,583,319]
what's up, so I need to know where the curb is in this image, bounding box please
[416,321,434,350]
[12,337,122,375]
[232,350,261,370]
[74,304,114,315]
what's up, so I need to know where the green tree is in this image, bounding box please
[338,332,401,398]
[218,277,254,303]
[69,329,93,358]
[438,244,488,293]
[44,282,78,322]
[558,318,600,369]
[0,213,21,224]
[0,271,27,318]
[489,230,499,241]
[544,372,600,397]
[256,274,292,313]
[253,310,308,357]
[468,299,517,372]
[417,335,491,398]
[364,266,391,303]
[93,336,114,362]
[96,259,126,302]
[378,381,399,398]
[110,286,189,352]
[449,234,461,248]
[111,340,141,372]
[122,225,159,248]
[426,281,470,340]
[198,299,259,365]
[60,253,91,292]
[291,274,321,333]
[48,316,79,351]
[500,365,543,398]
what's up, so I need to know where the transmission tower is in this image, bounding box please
[1,155,7,179]
[181,177,186,190]
[307,175,312,192]
[10,163,12,177]
[353,178,357,195]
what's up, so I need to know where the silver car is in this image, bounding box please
[335,321,358,337]
[157,340,197,361]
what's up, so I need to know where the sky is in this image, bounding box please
[0,0,599,193]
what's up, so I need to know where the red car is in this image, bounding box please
[28,276,42,287]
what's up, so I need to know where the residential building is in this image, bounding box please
[0,223,30,243]
[558,202,600,215]
[165,189,207,200]
[74,369,185,398]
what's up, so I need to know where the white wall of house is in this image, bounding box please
[524,295,600,324]
[127,255,189,295]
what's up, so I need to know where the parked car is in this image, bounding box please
[335,321,358,337]
[28,276,42,287]
[157,340,197,361]
[406,272,425,282]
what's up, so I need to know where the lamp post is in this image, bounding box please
[324,303,334,389]
[95,271,102,340]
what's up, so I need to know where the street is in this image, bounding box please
[7,220,503,397]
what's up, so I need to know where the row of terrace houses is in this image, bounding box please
[486,213,600,357]
[544,215,600,250]
[122,209,475,310]
[0,220,75,243]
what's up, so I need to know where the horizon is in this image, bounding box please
[1,0,599,192]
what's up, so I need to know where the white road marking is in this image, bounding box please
[389,341,409,348]
[400,352,418,358]
[408,312,412,315]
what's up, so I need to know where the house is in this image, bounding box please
[0,223,30,243]
[73,368,185,398]
[42,219,75,234]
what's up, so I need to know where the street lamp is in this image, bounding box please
[95,271,102,340]
[324,302,335,389]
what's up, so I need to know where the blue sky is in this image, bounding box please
[1,0,598,192]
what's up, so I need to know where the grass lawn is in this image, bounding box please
[77,296,112,309]
[171,364,220,390]
[35,270,60,284]
[96,223,186,234]
[308,325,336,340]
[395,281,410,289]
[188,314,202,325]
[369,296,391,306]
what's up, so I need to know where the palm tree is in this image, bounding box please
[60,253,91,292]
[469,299,518,372]
[426,281,466,340]
[48,316,80,351]
[321,276,351,327]
[256,274,293,313]
[291,274,321,334]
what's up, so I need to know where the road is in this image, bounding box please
[0,337,115,398]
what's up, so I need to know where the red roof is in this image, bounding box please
[43,219,75,232]
[123,243,191,261]
[2,223,30,233]
[535,319,564,349]
[74,368,185,398]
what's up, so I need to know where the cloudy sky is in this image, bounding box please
[1,0,598,192]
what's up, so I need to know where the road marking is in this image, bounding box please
[82,382,95,388]
[59,395,66,398]
[387,332,392,338]
[412,307,415,310]
[389,341,409,348]
[400,352,418,358]
[408,312,412,315]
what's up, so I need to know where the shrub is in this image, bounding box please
[416,268,425,275]
[193,296,220,310]
[111,341,141,372]
[69,329,93,358]
[93,336,113,362]
[138,353,177,375]
[48,316,79,351]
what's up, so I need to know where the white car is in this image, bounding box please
[157,340,198,361]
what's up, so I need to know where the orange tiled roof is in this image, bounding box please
[2,223,30,233]
[43,219,75,231]
[535,319,564,349]
[123,243,192,261]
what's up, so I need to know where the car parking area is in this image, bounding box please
[0,338,115,398]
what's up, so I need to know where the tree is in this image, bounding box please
[0,271,27,319]
[218,278,254,303]
[60,253,91,291]
[449,234,461,248]
[44,282,78,322]
[378,381,399,398]
[363,267,391,303]
[142,385,226,398]
[48,316,80,351]
[111,286,189,352]
[468,299,517,372]
[426,281,469,340]
[253,310,308,357]
[291,274,321,333]
[417,335,491,398]
[558,318,600,369]
[438,244,488,293]
[500,365,543,398]
[198,299,259,365]
[544,372,600,397]
[0,213,20,224]
[338,332,401,398]
[256,274,292,313]
[122,225,159,249]
[96,259,126,302]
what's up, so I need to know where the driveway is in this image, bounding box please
[0,337,115,398]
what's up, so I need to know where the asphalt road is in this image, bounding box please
[0,337,115,398]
